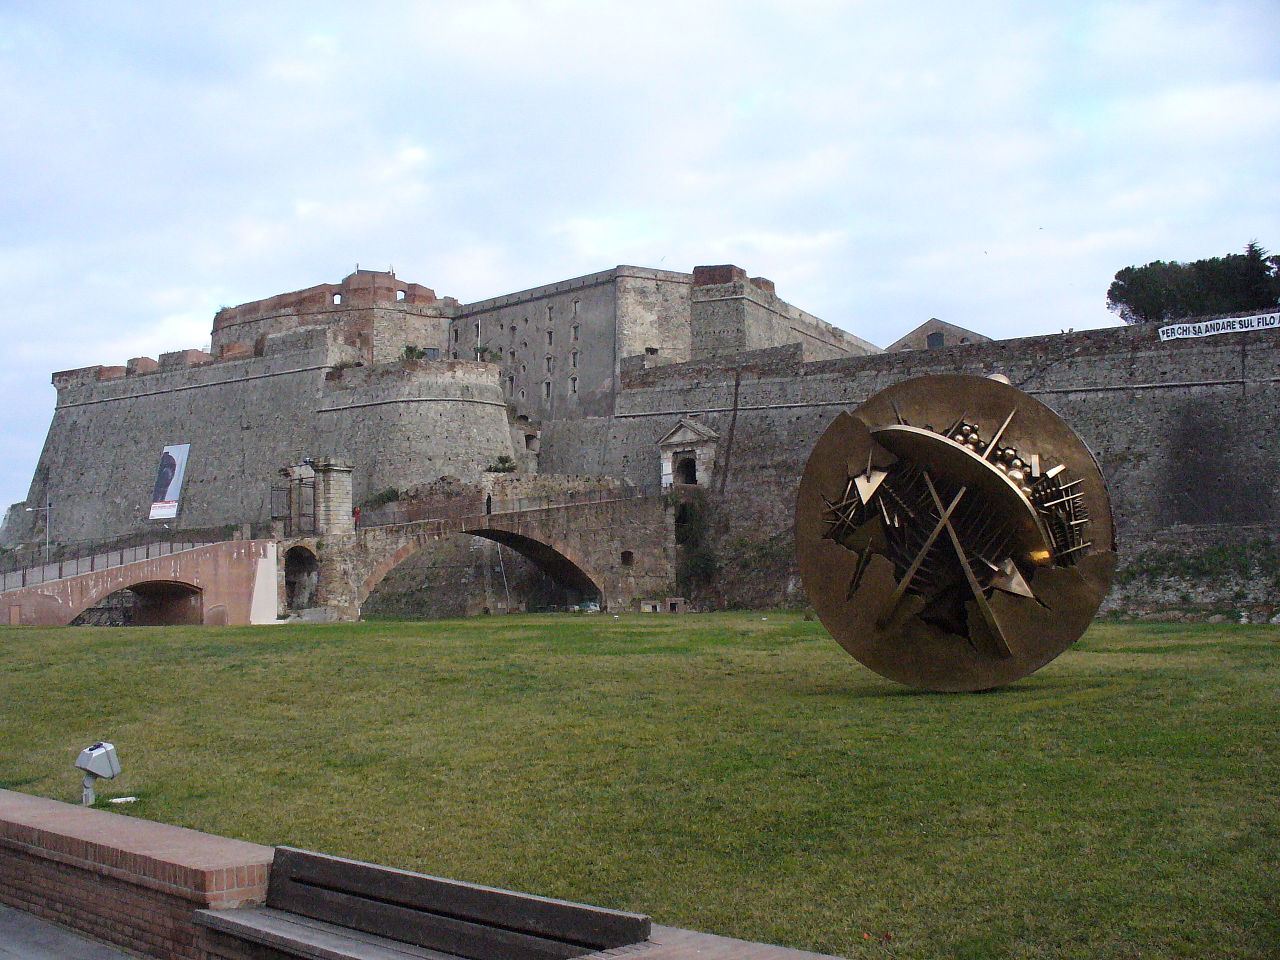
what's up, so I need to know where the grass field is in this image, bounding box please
[1,613,1277,959]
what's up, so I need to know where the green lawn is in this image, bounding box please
[1,614,1277,959]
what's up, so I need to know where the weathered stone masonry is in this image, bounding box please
[5,260,1277,614]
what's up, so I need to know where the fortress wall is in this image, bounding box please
[690,267,879,361]
[317,360,515,501]
[366,306,450,363]
[572,324,1280,599]
[455,268,622,419]
[615,270,694,363]
[27,331,337,543]
[21,330,515,542]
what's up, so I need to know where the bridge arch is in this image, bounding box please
[357,528,602,615]
[72,579,204,626]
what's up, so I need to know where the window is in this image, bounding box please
[570,376,578,394]
[546,330,553,346]
[571,324,580,342]
[520,340,528,350]
[451,351,458,359]
[572,298,580,318]
[542,381,551,399]
[509,325,516,336]
[520,362,526,373]
[332,293,342,305]
[508,350,515,364]
[545,356,553,374]
[620,550,634,566]
[519,389,526,400]
[570,351,578,368]
[396,290,406,301]
[675,455,697,485]
[452,329,459,343]
[645,346,658,355]
[926,331,945,349]
[423,347,439,360]
[506,375,514,391]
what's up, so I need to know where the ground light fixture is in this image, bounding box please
[75,742,120,805]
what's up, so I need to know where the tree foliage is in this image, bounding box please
[1106,243,1280,324]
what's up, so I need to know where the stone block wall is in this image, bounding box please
[18,328,514,542]
[559,322,1280,607]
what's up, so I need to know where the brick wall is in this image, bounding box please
[0,790,271,960]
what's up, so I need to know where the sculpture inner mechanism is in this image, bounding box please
[795,375,1116,691]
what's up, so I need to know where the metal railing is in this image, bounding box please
[357,483,667,529]
[1,541,216,593]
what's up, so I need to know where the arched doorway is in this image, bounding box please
[674,455,697,485]
[71,581,203,626]
[284,546,320,610]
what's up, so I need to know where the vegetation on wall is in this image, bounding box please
[1107,242,1280,323]
[485,455,518,473]
[672,489,717,596]
[360,487,401,510]
[1115,540,1280,587]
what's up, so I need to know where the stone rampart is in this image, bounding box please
[19,327,513,543]
[567,320,1280,606]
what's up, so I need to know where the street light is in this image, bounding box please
[25,495,51,564]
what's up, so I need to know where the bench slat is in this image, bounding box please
[268,847,650,952]
[196,906,464,960]
[274,883,585,960]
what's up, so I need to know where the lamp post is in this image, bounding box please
[25,495,51,565]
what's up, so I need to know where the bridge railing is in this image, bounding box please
[356,483,667,529]
[0,541,216,593]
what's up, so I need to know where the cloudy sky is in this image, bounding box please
[1,1,1277,512]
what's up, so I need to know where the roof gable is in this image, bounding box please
[657,418,720,447]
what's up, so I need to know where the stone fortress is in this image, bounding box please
[4,262,1278,619]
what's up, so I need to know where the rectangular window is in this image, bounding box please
[543,381,551,399]
[546,330,553,346]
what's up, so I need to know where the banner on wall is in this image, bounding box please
[148,444,191,520]
[1158,312,1279,341]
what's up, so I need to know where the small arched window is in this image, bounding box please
[570,376,578,394]
[332,293,342,305]
[571,324,580,342]
[620,550,634,566]
[570,351,578,368]
[926,331,945,349]
[396,290,406,301]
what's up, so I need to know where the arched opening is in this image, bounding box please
[332,293,343,305]
[396,289,406,301]
[285,546,320,610]
[674,455,698,485]
[926,330,945,349]
[620,550,634,566]
[361,531,602,619]
[71,581,203,626]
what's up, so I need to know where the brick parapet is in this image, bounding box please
[0,789,272,959]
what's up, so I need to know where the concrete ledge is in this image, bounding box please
[0,790,271,908]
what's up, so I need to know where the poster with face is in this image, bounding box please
[148,444,190,519]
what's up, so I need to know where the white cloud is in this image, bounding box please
[0,0,1276,508]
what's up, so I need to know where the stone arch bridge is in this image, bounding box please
[1,491,678,625]
[292,491,677,619]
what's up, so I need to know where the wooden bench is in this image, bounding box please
[194,846,652,960]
